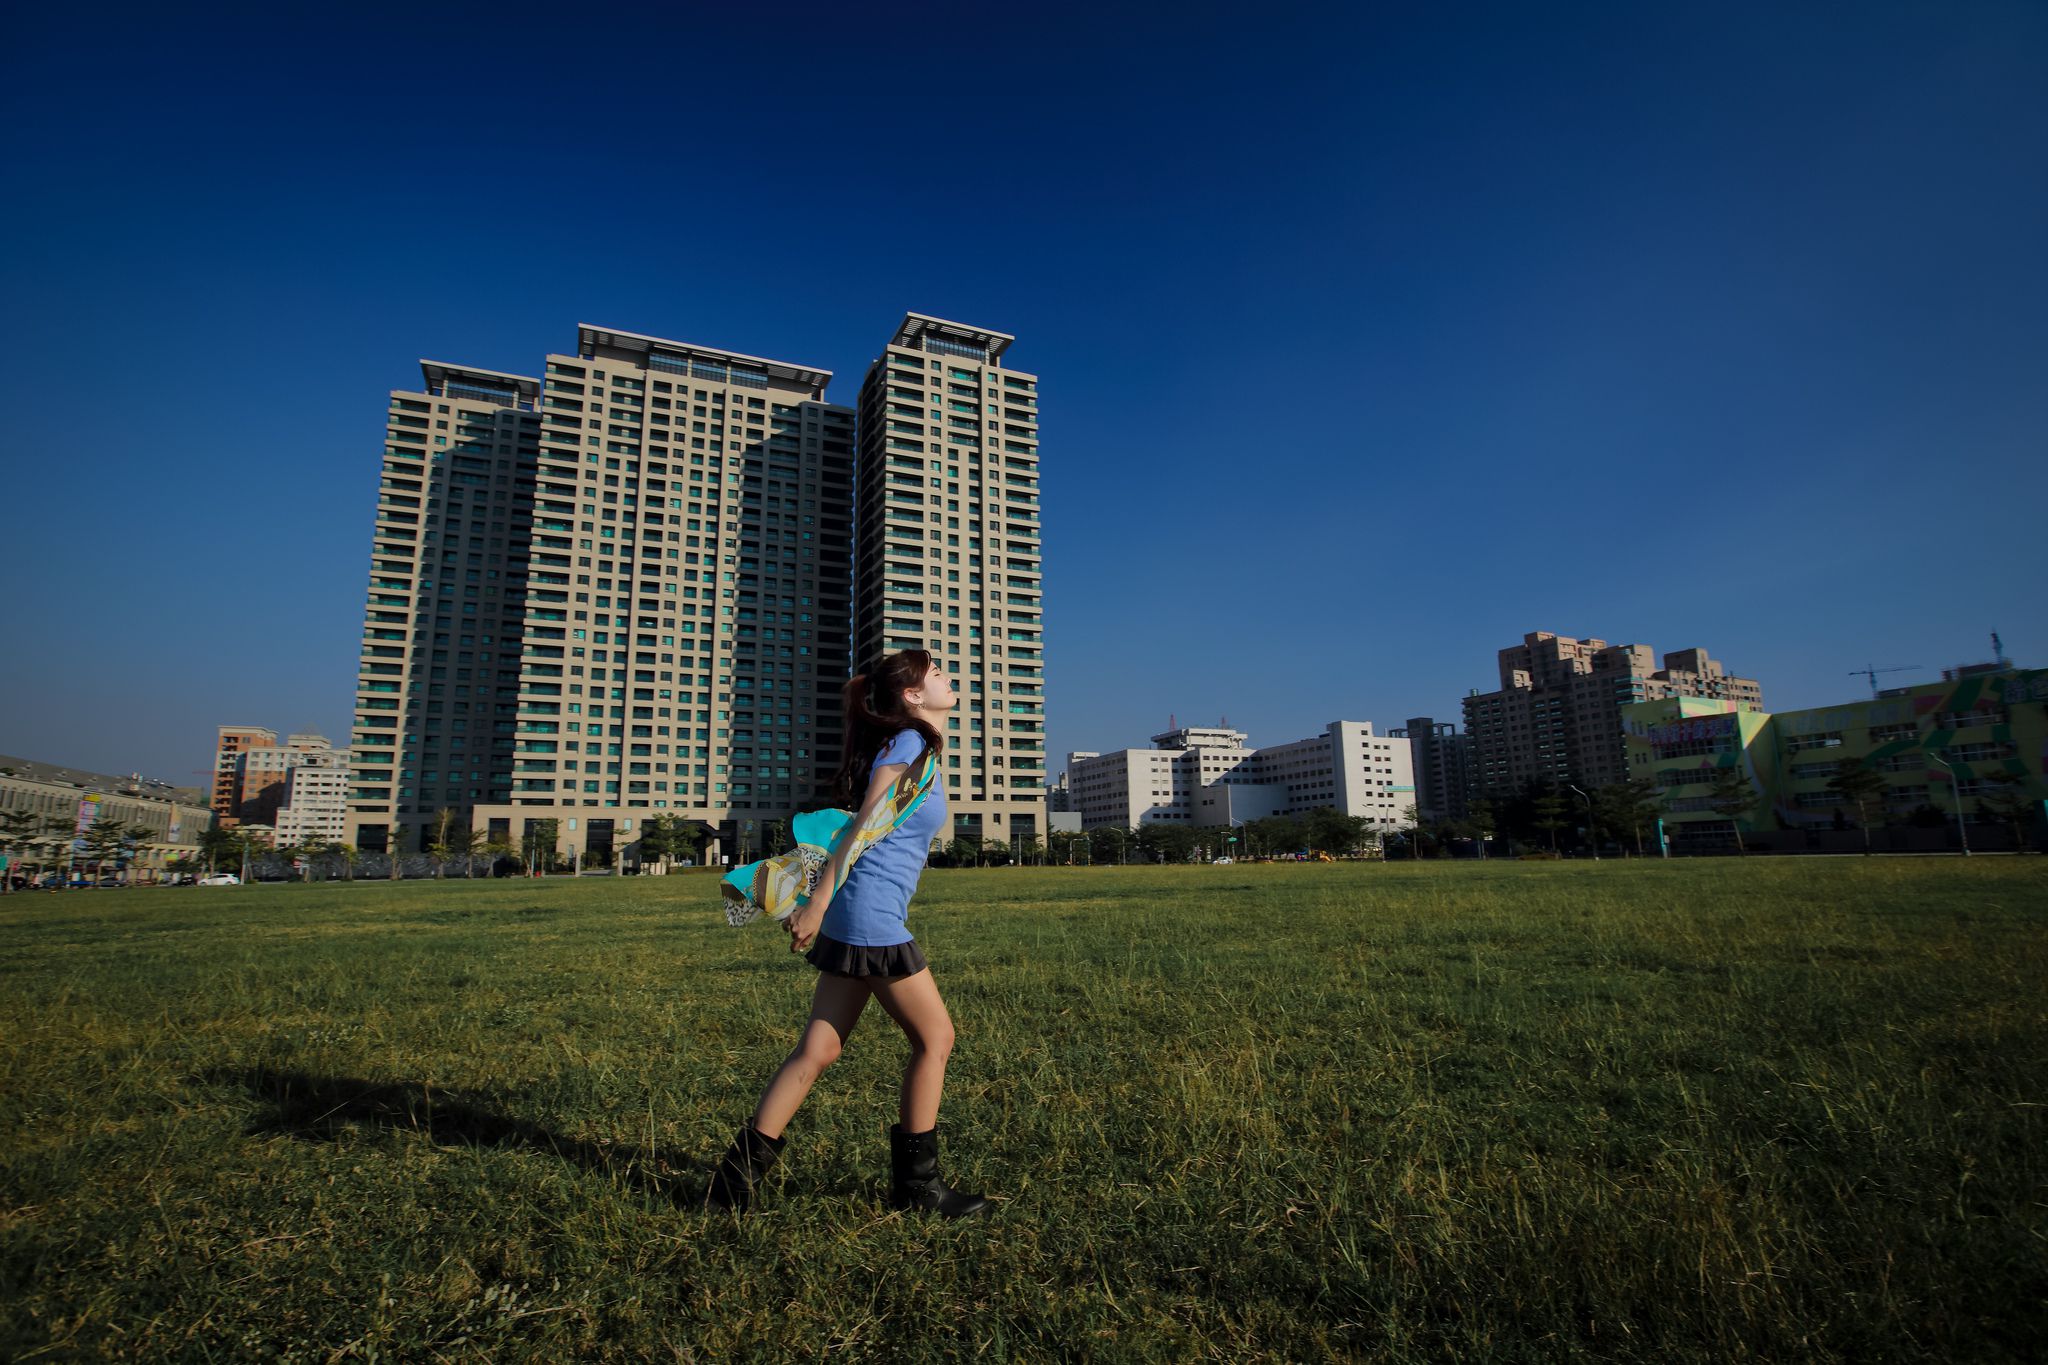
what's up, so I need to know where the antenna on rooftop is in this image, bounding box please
[1992,631,2007,667]
[1849,663,1918,698]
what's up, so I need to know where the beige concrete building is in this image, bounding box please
[211,725,275,827]
[1462,631,1763,794]
[275,759,351,846]
[853,314,1045,850]
[344,362,542,854]
[1388,718,1475,824]
[349,325,858,866]
[216,729,347,830]
[1065,722,1414,833]
[0,754,213,882]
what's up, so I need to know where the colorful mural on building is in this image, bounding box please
[1621,665,2046,849]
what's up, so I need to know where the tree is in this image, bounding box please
[471,831,517,877]
[637,815,675,873]
[1530,785,1569,853]
[1305,807,1369,858]
[1088,825,1127,866]
[523,818,561,876]
[1600,779,1662,857]
[428,807,460,878]
[1013,831,1042,867]
[271,841,310,882]
[198,824,240,875]
[119,824,155,885]
[80,819,130,884]
[1826,758,1889,855]
[1979,773,2037,852]
[1705,767,1762,854]
[1466,798,1496,859]
[1,809,51,891]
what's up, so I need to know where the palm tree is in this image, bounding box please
[1704,767,1762,854]
[428,807,459,878]
[1827,758,1890,855]
[1,809,47,891]
[1979,772,2036,852]
[1530,785,1569,853]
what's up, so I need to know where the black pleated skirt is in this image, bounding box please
[805,933,929,979]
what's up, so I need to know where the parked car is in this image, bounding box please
[1211,857,1234,865]
[197,873,240,886]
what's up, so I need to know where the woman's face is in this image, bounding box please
[907,661,956,714]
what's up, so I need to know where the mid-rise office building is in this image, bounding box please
[1389,717,1474,823]
[1,753,213,882]
[346,324,861,865]
[1463,631,1763,795]
[215,729,346,830]
[1066,722,1414,832]
[853,314,1045,850]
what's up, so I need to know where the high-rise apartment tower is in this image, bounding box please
[1462,631,1763,795]
[853,314,1046,849]
[345,326,857,863]
[345,363,541,854]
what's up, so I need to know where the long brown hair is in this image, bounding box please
[833,648,945,808]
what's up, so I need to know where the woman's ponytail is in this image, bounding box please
[831,652,943,808]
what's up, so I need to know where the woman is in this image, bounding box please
[705,649,989,1217]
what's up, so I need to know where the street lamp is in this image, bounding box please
[1923,752,1971,857]
[1568,785,1599,861]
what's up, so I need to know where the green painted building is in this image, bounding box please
[1621,664,2047,852]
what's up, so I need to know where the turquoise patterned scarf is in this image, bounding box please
[720,747,940,927]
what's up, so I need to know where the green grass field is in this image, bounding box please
[2,860,2044,1362]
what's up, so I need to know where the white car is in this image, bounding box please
[1212,856,1234,865]
[197,873,240,886]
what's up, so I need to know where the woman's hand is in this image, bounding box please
[786,893,827,953]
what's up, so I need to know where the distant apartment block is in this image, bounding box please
[1623,660,2045,852]
[214,729,346,830]
[275,760,350,846]
[1388,717,1474,823]
[211,725,275,827]
[1064,722,1414,832]
[853,314,1045,849]
[1463,632,1762,794]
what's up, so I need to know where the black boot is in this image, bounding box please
[703,1124,785,1211]
[887,1123,990,1218]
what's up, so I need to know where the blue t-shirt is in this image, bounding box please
[820,728,946,946]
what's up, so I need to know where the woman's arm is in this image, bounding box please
[787,762,907,950]
[822,763,908,886]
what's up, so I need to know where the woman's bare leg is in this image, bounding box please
[869,968,956,1132]
[750,973,871,1139]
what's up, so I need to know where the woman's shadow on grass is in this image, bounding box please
[212,1066,710,1206]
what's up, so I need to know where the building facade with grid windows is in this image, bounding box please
[345,325,860,866]
[1063,722,1414,833]
[852,314,1046,851]
[1462,631,1763,796]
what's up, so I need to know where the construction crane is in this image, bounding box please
[1849,664,1918,698]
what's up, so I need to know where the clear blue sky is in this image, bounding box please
[3,2,2043,785]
